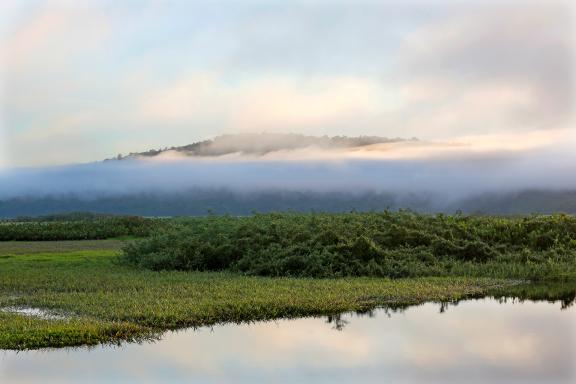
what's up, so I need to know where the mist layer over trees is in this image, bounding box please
[1,136,576,218]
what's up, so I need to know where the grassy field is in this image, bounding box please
[0,240,511,350]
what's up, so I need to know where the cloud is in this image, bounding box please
[1,131,576,205]
[129,1,575,140]
[231,75,384,131]
[12,114,108,166]
[0,1,574,167]
[0,126,7,168]
[135,72,225,123]
[135,73,384,132]
[0,2,115,166]
[392,3,575,138]
[2,4,111,75]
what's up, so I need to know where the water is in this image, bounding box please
[1,296,574,384]
[1,306,69,320]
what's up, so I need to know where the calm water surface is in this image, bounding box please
[1,297,575,383]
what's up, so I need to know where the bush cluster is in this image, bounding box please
[121,212,576,279]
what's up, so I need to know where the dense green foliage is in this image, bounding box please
[0,241,505,349]
[0,216,156,241]
[122,212,576,280]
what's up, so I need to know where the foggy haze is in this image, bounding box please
[1,133,575,215]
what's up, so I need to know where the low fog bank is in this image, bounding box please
[3,145,576,199]
[1,144,576,217]
[2,188,576,218]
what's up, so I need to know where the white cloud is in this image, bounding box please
[135,72,228,123]
[391,3,575,138]
[0,126,7,169]
[1,4,111,76]
[1,1,574,167]
[135,72,385,131]
[230,75,385,131]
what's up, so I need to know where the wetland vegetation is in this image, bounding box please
[1,211,575,350]
[0,240,508,350]
[122,212,576,280]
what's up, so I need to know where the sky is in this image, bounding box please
[0,0,574,168]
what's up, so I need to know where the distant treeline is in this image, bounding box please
[0,190,433,218]
[1,189,576,218]
[4,212,116,222]
[0,216,156,241]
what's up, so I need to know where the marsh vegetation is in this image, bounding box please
[0,240,507,349]
[121,212,576,280]
[1,211,575,350]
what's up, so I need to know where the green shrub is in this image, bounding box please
[120,212,576,279]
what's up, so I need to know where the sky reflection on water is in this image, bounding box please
[1,298,574,384]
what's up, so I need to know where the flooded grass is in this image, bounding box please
[1,306,71,321]
[0,312,153,350]
[0,242,512,350]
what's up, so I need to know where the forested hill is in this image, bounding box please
[106,133,414,160]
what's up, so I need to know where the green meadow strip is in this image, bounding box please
[0,247,510,350]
